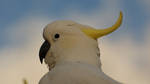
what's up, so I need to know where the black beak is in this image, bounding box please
[39,40,50,64]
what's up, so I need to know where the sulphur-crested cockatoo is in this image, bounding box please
[39,12,123,84]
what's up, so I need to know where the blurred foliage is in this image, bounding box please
[23,78,28,84]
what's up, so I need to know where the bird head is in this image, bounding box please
[39,12,123,70]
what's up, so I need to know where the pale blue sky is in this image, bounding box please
[0,0,149,46]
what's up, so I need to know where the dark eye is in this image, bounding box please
[54,33,60,39]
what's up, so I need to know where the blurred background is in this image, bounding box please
[0,0,150,84]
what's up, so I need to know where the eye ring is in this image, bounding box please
[54,33,60,39]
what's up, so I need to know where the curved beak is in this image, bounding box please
[39,40,51,64]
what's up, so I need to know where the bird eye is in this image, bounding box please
[54,33,60,39]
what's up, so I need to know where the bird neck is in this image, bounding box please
[56,44,102,70]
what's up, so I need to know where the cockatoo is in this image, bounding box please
[39,12,123,84]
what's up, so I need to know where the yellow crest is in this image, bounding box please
[81,11,123,39]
